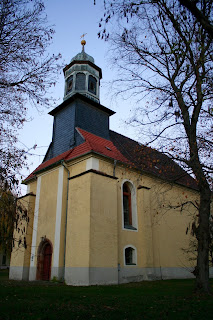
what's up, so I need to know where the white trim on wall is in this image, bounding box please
[53,166,64,273]
[123,245,137,266]
[86,157,99,171]
[26,184,30,194]
[30,176,41,268]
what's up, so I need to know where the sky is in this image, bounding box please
[18,0,137,194]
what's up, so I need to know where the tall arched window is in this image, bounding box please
[122,181,137,230]
[123,182,132,227]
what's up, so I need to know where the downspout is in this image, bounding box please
[61,160,70,282]
[113,159,117,177]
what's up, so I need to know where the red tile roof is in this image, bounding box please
[24,128,130,183]
[24,148,73,182]
[74,128,129,163]
[24,127,197,190]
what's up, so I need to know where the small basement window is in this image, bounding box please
[124,246,137,265]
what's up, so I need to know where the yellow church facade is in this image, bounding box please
[10,151,200,285]
[9,43,211,285]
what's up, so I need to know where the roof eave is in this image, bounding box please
[23,147,198,192]
[63,60,102,79]
[49,93,115,117]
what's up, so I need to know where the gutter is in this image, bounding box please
[24,149,129,184]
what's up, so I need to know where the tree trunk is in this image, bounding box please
[196,187,211,293]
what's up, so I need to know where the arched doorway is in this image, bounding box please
[36,239,52,281]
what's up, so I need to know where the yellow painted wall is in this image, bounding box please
[68,159,86,177]
[33,169,59,266]
[90,173,118,267]
[150,182,198,268]
[100,158,199,269]
[65,173,91,267]
[28,180,37,195]
[12,153,200,279]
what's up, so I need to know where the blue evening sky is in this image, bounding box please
[18,0,137,194]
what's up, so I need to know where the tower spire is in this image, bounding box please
[80,33,87,52]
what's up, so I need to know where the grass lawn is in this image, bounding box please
[0,269,213,320]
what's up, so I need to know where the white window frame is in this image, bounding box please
[121,179,138,231]
[123,245,137,266]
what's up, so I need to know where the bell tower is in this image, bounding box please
[63,40,102,103]
[43,40,114,162]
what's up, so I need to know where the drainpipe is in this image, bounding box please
[61,160,70,282]
[113,159,117,177]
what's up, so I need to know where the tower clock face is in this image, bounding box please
[67,76,73,93]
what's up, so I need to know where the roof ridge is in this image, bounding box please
[79,127,112,144]
[110,130,173,157]
[86,139,93,150]
[64,147,75,161]
[77,127,93,150]
[76,127,131,164]
[75,127,85,142]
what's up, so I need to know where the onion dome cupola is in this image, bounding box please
[63,40,102,103]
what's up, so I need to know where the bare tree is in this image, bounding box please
[0,187,34,260]
[94,0,213,38]
[0,188,16,255]
[99,0,213,293]
[0,0,62,189]
[182,211,213,272]
[178,0,213,38]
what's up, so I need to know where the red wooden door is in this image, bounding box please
[42,243,52,280]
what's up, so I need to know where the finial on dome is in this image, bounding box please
[80,33,87,52]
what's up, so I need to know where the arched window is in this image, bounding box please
[123,182,132,227]
[122,181,137,230]
[124,246,137,265]
[66,75,73,94]
[75,72,86,90]
[88,75,97,95]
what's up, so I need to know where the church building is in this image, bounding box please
[9,41,206,285]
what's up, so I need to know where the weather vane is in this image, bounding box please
[80,33,87,39]
[80,33,87,51]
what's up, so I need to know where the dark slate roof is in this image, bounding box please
[49,93,114,116]
[110,130,198,190]
[24,128,198,191]
[71,51,95,63]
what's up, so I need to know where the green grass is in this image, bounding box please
[0,270,213,319]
